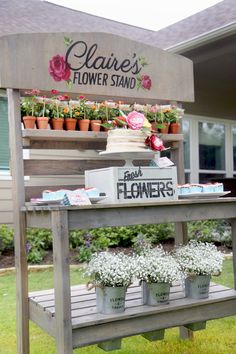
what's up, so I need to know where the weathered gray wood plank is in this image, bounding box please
[71,298,236,347]
[22,129,108,142]
[67,201,236,229]
[51,210,72,354]
[56,285,229,318]
[29,301,55,337]
[28,281,220,299]
[23,139,106,150]
[174,222,188,245]
[0,33,194,101]
[32,286,141,308]
[29,283,233,321]
[23,198,236,212]
[22,129,183,145]
[26,211,51,229]
[24,199,236,229]
[24,159,125,175]
[28,283,236,348]
[71,288,236,327]
[8,89,29,354]
[179,326,194,340]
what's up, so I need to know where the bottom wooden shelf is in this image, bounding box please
[29,282,236,348]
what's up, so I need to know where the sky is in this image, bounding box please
[49,0,222,31]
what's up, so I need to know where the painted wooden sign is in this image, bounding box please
[85,166,178,203]
[0,32,194,102]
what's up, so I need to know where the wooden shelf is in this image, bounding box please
[22,129,108,142]
[22,129,184,150]
[22,129,184,141]
[29,282,236,348]
[23,198,236,230]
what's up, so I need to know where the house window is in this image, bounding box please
[198,121,226,183]
[183,119,190,169]
[182,118,190,183]
[199,122,225,170]
[0,97,10,170]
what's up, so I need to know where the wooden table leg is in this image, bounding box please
[52,210,72,354]
[175,221,193,340]
[8,89,29,354]
[174,222,188,245]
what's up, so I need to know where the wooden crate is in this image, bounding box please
[85,166,178,203]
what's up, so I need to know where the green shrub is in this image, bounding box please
[26,228,52,264]
[187,220,232,247]
[88,223,174,248]
[132,233,153,255]
[0,219,232,264]
[0,224,14,254]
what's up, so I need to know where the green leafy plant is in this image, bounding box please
[20,89,41,117]
[187,220,232,247]
[75,245,94,263]
[0,224,14,254]
[1,220,230,265]
[26,228,52,264]
[132,233,153,255]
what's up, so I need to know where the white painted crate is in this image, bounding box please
[85,166,178,203]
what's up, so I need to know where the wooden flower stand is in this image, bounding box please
[24,200,236,353]
[3,32,236,354]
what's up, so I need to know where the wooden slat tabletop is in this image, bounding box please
[29,282,236,329]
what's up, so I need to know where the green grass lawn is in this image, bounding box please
[0,260,236,354]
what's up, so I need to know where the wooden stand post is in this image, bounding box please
[51,210,72,354]
[7,88,29,354]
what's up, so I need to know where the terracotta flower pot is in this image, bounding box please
[51,117,64,130]
[91,119,101,132]
[65,118,77,131]
[101,121,111,132]
[23,116,36,129]
[151,121,158,132]
[36,117,49,129]
[78,119,90,131]
[169,122,181,134]
[159,122,170,134]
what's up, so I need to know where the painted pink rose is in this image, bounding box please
[145,135,165,151]
[141,75,152,90]
[48,55,71,82]
[51,89,59,95]
[126,111,145,130]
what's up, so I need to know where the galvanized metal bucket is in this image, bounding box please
[96,286,126,314]
[142,281,170,306]
[185,275,211,299]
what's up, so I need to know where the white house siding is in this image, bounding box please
[0,179,13,226]
[0,149,102,227]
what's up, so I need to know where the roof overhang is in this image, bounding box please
[167,22,236,54]
[169,22,236,120]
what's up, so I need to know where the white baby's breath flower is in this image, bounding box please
[174,240,224,276]
[134,250,181,284]
[85,252,134,287]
